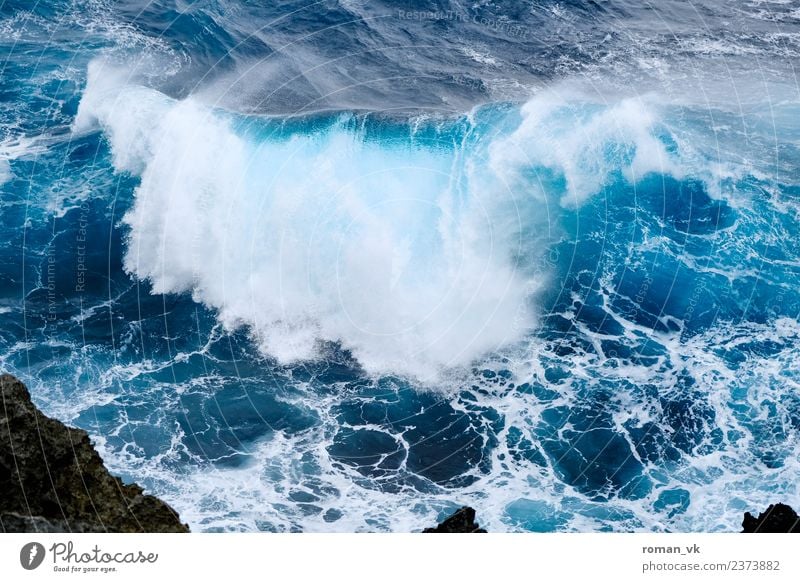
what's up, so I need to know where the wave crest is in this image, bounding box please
[75,62,550,379]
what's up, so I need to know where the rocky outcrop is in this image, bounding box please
[423,506,487,533]
[0,374,188,532]
[742,503,800,533]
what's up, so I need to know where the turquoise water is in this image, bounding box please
[1,0,800,531]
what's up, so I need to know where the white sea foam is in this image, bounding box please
[63,314,800,533]
[75,61,551,380]
[489,86,683,206]
[0,135,42,183]
[0,158,9,185]
[74,62,722,380]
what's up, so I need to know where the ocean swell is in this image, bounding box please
[76,62,543,379]
[73,61,702,380]
[3,0,800,533]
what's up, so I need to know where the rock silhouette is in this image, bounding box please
[742,503,800,533]
[423,506,487,533]
[0,374,188,532]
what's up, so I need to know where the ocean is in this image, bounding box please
[1,0,799,532]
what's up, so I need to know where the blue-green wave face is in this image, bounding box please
[2,0,800,532]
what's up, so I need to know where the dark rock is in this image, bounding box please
[423,506,487,533]
[742,503,800,533]
[0,374,189,532]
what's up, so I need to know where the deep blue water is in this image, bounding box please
[1,0,800,531]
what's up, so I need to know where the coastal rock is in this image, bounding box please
[0,374,189,532]
[423,506,487,533]
[742,503,800,533]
